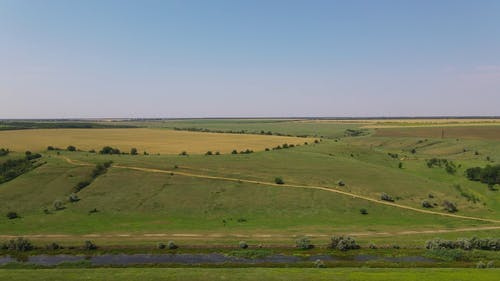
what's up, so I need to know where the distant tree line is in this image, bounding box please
[172,127,311,138]
[0,121,137,131]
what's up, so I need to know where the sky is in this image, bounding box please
[1,0,500,118]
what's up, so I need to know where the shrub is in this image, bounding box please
[398,162,403,169]
[337,180,345,187]
[265,148,270,151]
[274,177,284,184]
[75,181,90,191]
[167,241,178,249]
[46,146,55,151]
[69,193,80,202]
[84,240,97,250]
[330,235,360,251]
[6,211,18,220]
[314,259,326,268]
[5,237,33,252]
[421,200,433,208]
[46,242,61,250]
[53,200,65,211]
[157,242,166,249]
[0,148,9,156]
[231,149,238,154]
[67,145,76,152]
[205,151,213,156]
[442,200,458,213]
[487,261,495,268]
[179,151,188,156]
[130,148,138,155]
[215,151,220,155]
[239,241,248,249]
[380,193,394,202]
[296,237,314,249]
[476,261,486,268]
[359,208,368,215]
[425,237,500,251]
[369,243,377,249]
[411,148,416,154]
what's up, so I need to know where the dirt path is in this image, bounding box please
[2,225,500,240]
[62,156,500,224]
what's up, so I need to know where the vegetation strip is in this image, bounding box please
[62,156,500,224]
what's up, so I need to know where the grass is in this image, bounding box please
[0,268,499,281]
[0,128,313,154]
[374,125,500,140]
[0,119,499,249]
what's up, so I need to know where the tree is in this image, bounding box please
[130,148,138,155]
[274,177,284,184]
[67,145,76,152]
[359,208,368,215]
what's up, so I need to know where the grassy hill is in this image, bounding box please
[0,119,499,247]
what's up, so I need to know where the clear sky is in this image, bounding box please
[1,0,499,118]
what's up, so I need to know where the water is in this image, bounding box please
[0,253,434,266]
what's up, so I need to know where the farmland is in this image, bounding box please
[0,128,312,155]
[0,119,499,279]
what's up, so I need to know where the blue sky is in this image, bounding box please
[1,0,499,118]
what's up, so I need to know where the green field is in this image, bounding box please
[1,120,499,245]
[1,268,499,281]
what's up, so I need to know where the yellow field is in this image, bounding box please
[0,128,313,154]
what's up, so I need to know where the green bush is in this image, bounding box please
[421,200,433,208]
[239,241,248,249]
[130,148,138,155]
[167,241,178,249]
[274,177,284,184]
[380,193,394,202]
[5,237,33,252]
[296,237,314,250]
[84,240,97,250]
[157,242,166,249]
[314,259,326,268]
[68,193,80,202]
[442,200,458,213]
[99,146,120,155]
[53,200,65,211]
[46,242,61,250]
[67,145,76,152]
[330,235,360,251]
